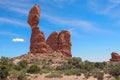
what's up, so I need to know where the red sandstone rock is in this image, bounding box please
[46,30,72,57]
[28,4,72,57]
[46,31,59,51]
[28,4,49,54]
[110,52,120,61]
[28,4,40,27]
[58,30,72,57]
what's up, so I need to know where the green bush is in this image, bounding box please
[67,57,82,68]
[18,60,28,68]
[42,65,52,70]
[110,77,120,80]
[45,72,62,78]
[64,69,81,76]
[17,72,27,80]
[0,57,10,79]
[94,62,105,69]
[56,62,71,70]
[14,60,28,71]
[0,65,10,79]
[93,71,104,80]
[40,69,51,74]
[83,60,94,71]
[107,63,120,78]
[84,72,91,79]
[0,56,9,65]
[42,59,46,64]
[27,65,40,74]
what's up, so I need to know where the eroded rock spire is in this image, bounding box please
[28,4,49,54]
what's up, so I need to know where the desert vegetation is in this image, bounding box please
[1,56,120,80]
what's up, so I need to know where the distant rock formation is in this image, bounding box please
[110,52,120,61]
[28,4,72,57]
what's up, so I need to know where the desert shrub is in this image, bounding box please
[0,65,10,79]
[84,72,91,79]
[14,60,28,71]
[27,65,40,74]
[41,59,46,64]
[45,72,62,78]
[14,66,22,71]
[56,62,71,70]
[48,59,53,64]
[0,56,9,65]
[93,71,104,80]
[42,65,52,70]
[40,69,51,74]
[64,68,81,76]
[110,77,120,80]
[94,62,105,69]
[68,57,82,68]
[17,72,27,80]
[83,60,94,71]
[18,60,28,68]
[107,63,120,79]
[0,57,10,79]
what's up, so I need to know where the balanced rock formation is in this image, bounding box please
[28,4,49,53]
[110,52,120,61]
[28,4,72,57]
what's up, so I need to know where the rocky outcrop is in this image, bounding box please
[28,4,72,57]
[46,31,59,51]
[28,4,49,54]
[110,52,120,61]
[46,30,72,57]
[58,30,72,57]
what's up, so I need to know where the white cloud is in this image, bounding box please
[41,13,103,32]
[39,0,74,8]
[0,0,31,15]
[9,7,28,15]
[0,0,30,28]
[0,17,28,27]
[53,0,74,4]
[88,0,120,17]
[12,38,24,42]
[40,0,74,4]
[0,32,17,36]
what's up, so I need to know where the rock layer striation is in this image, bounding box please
[28,4,72,57]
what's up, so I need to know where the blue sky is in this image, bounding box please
[1,0,120,62]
